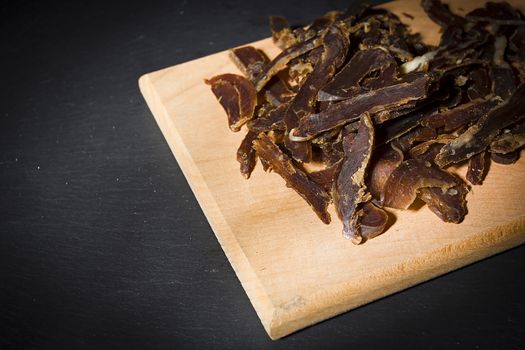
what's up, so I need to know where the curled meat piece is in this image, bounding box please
[237,131,259,179]
[368,143,404,200]
[253,36,323,92]
[490,120,525,154]
[491,151,520,164]
[270,16,297,50]
[206,74,257,132]
[381,159,460,210]
[466,152,487,185]
[421,98,499,132]
[253,134,331,224]
[435,84,525,167]
[418,184,468,223]
[360,202,389,241]
[333,114,375,244]
[318,48,398,102]
[292,74,431,140]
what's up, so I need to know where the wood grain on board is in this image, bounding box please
[139,0,525,339]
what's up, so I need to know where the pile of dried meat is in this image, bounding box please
[206,0,525,244]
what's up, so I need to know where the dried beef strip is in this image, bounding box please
[308,160,343,193]
[252,134,331,224]
[490,120,525,154]
[421,98,499,132]
[237,131,259,179]
[283,25,350,162]
[368,143,404,200]
[418,184,468,223]
[318,48,398,102]
[291,74,431,140]
[230,46,294,106]
[230,46,269,81]
[247,103,287,132]
[466,151,487,185]
[381,159,460,210]
[359,202,389,241]
[435,84,525,167]
[421,0,468,28]
[491,151,520,164]
[270,16,298,50]
[333,114,375,244]
[206,73,257,132]
[253,36,323,92]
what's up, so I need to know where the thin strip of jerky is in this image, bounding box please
[435,84,525,167]
[368,143,404,200]
[284,25,350,162]
[252,134,331,224]
[491,151,520,164]
[490,67,517,100]
[466,151,487,185]
[467,68,491,100]
[237,131,259,179]
[421,0,467,28]
[253,36,323,92]
[317,48,398,102]
[418,184,468,223]
[360,202,389,241]
[421,98,499,132]
[307,160,343,193]
[230,46,268,81]
[247,103,287,132]
[490,119,525,154]
[381,159,459,210]
[396,126,438,153]
[205,74,257,132]
[291,74,431,140]
[270,16,298,50]
[374,88,459,146]
[333,114,375,244]
[230,46,294,106]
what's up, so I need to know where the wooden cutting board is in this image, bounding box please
[139,0,525,340]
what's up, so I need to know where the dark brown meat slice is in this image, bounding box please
[230,46,294,106]
[435,84,525,167]
[333,114,375,244]
[359,202,389,241]
[283,25,350,162]
[206,74,257,132]
[253,36,323,92]
[307,160,343,193]
[421,0,468,28]
[237,131,259,179]
[382,159,460,210]
[270,16,297,50]
[466,152,487,185]
[252,134,331,224]
[291,74,431,140]
[247,104,287,132]
[374,89,460,146]
[490,67,517,100]
[490,120,525,154]
[418,184,468,223]
[467,68,491,100]
[230,46,269,81]
[317,48,398,102]
[491,151,520,164]
[421,98,499,132]
[368,143,404,200]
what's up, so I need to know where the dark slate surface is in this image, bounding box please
[1,0,524,349]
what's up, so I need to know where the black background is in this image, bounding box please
[1,0,524,348]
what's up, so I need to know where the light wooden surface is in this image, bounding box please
[139,0,525,340]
